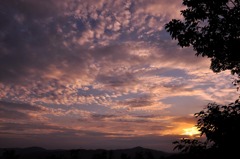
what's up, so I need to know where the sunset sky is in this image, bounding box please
[0,0,238,152]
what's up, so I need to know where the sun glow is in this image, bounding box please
[183,127,200,136]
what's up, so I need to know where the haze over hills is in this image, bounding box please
[0,146,173,159]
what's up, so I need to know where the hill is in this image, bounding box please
[0,146,173,159]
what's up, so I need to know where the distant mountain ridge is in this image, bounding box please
[0,146,173,159]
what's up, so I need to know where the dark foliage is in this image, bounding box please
[173,139,207,154]
[172,101,240,158]
[195,101,240,154]
[165,0,240,77]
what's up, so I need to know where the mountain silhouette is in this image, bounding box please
[0,146,172,159]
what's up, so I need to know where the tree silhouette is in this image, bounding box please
[1,150,19,159]
[91,150,108,159]
[70,149,81,159]
[196,102,240,155]
[173,101,240,158]
[165,0,240,77]
[173,139,207,154]
[134,151,145,159]
[120,153,131,159]
[145,151,155,159]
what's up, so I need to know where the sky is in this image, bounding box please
[0,0,239,152]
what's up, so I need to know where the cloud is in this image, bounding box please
[0,0,94,85]
[0,0,188,84]
[96,72,138,89]
[0,0,238,151]
[0,101,44,120]
[119,96,155,108]
[0,101,42,111]
[0,0,206,92]
[0,108,30,119]
[171,116,197,125]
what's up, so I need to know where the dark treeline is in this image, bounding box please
[1,145,238,159]
[0,147,174,159]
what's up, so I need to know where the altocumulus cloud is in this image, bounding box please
[0,0,238,152]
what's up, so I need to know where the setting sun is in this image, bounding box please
[183,127,200,136]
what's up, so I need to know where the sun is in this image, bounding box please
[183,127,200,136]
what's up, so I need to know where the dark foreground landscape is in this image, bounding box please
[0,146,178,159]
